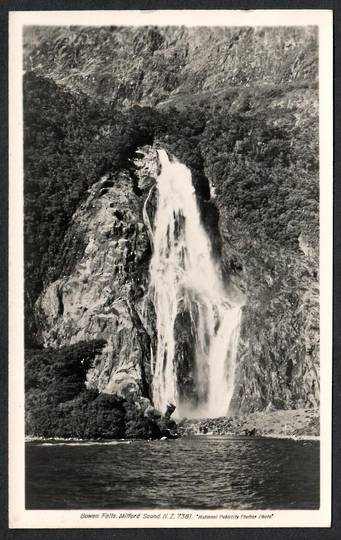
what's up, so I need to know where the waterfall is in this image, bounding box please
[148,149,242,418]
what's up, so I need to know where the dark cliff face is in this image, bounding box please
[24,26,319,424]
[230,246,319,413]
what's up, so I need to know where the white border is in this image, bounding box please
[8,9,333,529]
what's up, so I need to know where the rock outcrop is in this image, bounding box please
[35,147,159,401]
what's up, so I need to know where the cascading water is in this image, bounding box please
[147,149,242,418]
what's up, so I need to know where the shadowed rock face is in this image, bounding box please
[228,242,319,414]
[174,309,198,405]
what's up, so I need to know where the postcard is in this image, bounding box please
[8,8,332,528]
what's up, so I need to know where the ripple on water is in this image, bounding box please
[25,436,320,510]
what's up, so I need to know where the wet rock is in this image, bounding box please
[165,402,176,419]
[174,309,197,405]
[124,396,178,440]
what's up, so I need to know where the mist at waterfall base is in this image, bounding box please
[146,150,242,419]
[26,438,319,509]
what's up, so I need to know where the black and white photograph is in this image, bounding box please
[8,9,332,529]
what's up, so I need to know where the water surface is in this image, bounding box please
[26,436,319,510]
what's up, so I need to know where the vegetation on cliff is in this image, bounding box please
[23,26,319,436]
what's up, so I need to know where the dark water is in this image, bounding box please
[26,436,319,510]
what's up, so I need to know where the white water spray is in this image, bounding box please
[148,150,242,418]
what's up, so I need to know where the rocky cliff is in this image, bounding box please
[24,25,320,435]
[35,147,160,400]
